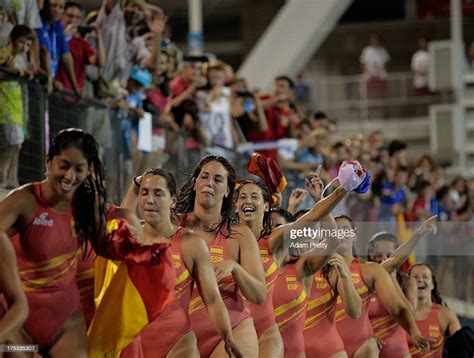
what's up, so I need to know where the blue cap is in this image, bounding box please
[130,67,152,87]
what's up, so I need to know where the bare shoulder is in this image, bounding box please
[0,184,37,230]
[229,222,255,242]
[181,231,210,268]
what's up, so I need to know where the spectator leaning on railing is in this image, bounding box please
[0,24,35,189]
[37,0,80,95]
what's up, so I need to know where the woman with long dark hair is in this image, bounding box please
[120,168,241,357]
[174,155,267,357]
[408,263,461,357]
[0,129,107,356]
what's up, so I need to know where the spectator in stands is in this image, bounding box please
[0,0,42,72]
[378,165,409,225]
[411,180,435,221]
[0,25,35,189]
[121,66,152,181]
[37,0,80,95]
[360,33,390,99]
[411,35,431,96]
[230,76,267,141]
[98,0,165,86]
[198,62,240,157]
[170,61,199,105]
[58,2,104,93]
[388,139,408,176]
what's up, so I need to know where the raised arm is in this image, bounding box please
[369,263,430,351]
[382,216,437,274]
[184,235,242,357]
[333,255,362,319]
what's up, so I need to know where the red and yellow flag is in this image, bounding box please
[88,219,175,357]
[247,152,287,206]
[396,213,415,273]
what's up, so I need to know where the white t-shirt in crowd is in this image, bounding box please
[199,88,234,150]
[360,45,390,79]
[411,49,430,89]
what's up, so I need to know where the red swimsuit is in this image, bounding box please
[369,293,409,357]
[273,263,308,358]
[12,183,81,348]
[304,271,345,357]
[188,226,251,357]
[408,304,445,358]
[139,227,194,357]
[335,258,374,357]
[248,236,279,338]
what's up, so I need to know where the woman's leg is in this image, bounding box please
[257,324,283,358]
[210,318,258,358]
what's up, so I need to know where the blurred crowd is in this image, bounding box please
[0,0,473,235]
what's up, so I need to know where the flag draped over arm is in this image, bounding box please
[88,219,176,357]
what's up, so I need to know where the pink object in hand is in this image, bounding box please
[338,161,366,191]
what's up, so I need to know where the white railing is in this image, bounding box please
[306,72,452,120]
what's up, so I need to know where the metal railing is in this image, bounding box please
[307,71,452,120]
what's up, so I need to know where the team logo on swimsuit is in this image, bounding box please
[171,253,181,269]
[428,324,440,338]
[33,212,54,227]
[315,274,328,289]
[210,246,224,263]
[260,249,269,264]
[286,275,298,290]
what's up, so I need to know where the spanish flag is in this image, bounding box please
[247,152,287,206]
[396,213,415,273]
[88,219,175,357]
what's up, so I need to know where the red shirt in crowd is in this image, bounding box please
[56,36,95,91]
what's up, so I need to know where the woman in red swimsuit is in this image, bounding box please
[408,263,461,357]
[335,215,431,358]
[175,155,267,357]
[367,216,437,358]
[0,129,108,357]
[121,168,241,357]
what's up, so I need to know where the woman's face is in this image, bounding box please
[410,265,434,300]
[194,161,229,209]
[138,174,175,225]
[235,183,268,225]
[45,146,90,200]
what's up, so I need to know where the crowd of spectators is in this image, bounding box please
[0,0,472,302]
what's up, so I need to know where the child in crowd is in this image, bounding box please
[0,24,35,189]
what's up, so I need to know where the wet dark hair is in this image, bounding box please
[176,155,235,236]
[270,207,295,224]
[141,167,177,197]
[234,180,272,239]
[409,263,447,306]
[367,231,398,255]
[48,129,106,257]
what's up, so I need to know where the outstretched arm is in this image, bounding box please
[382,216,437,274]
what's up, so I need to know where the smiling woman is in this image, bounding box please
[0,129,107,357]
